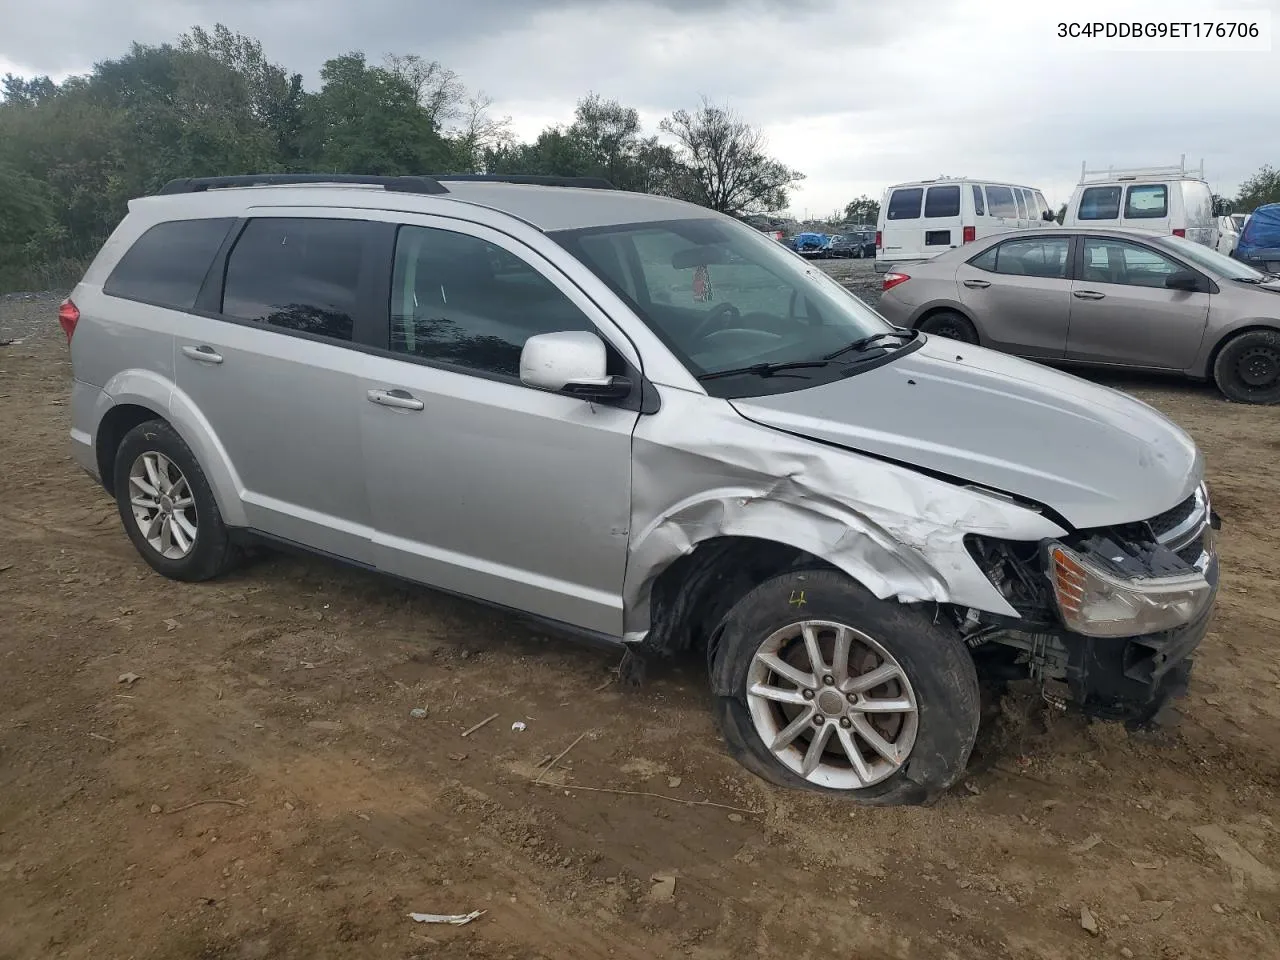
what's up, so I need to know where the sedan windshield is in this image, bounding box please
[552,217,900,395]
[1159,234,1269,280]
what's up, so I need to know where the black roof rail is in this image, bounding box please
[156,174,449,195]
[433,174,618,190]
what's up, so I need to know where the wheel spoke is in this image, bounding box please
[801,722,833,777]
[800,623,827,676]
[854,697,914,714]
[830,625,853,684]
[843,661,902,695]
[159,515,175,555]
[131,475,159,498]
[755,652,815,690]
[851,714,904,766]
[143,455,164,493]
[171,497,194,509]
[771,708,815,751]
[142,512,164,540]
[836,726,875,785]
[169,516,192,553]
[748,682,810,706]
[130,495,159,511]
[173,511,197,541]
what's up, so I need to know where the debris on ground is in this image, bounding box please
[460,713,498,737]
[408,910,485,926]
[409,707,428,719]
[1080,904,1099,936]
[648,874,676,903]
[511,721,527,732]
[1191,824,1279,891]
[117,672,141,686]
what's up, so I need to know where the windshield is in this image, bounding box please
[552,217,899,395]
[1159,234,1269,280]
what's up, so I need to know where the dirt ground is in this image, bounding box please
[2,270,1279,960]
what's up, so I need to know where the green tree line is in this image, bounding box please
[0,24,804,291]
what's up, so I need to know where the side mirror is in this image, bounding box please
[519,330,632,401]
[1165,270,1203,293]
[1042,210,1056,222]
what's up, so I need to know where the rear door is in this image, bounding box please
[1066,236,1210,369]
[921,183,964,255]
[956,234,1074,358]
[879,186,925,264]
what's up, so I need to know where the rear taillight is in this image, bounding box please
[1172,228,1186,238]
[883,272,910,292]
[58,300,80,342]
[875,230,882,248]
[962,225,976,243]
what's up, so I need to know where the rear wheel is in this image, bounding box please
[918,310,979,344]
[1213,329,1280,404]
[709,570,980,804]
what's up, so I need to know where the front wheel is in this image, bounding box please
[709,570,980,804]
[1212,329,1280,404]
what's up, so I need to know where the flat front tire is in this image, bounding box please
[709,570,980,805]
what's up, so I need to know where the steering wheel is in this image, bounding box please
[689,302,742,340]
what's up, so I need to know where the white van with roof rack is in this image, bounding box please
[874,177,1056,274]
[1062,157,1217,250]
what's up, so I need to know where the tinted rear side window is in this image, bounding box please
[886,188,923,220]
[1078,186,1122,220]
[221,218,367,342]
[924,185,961,218]
[103,218,235,310]
[985,186,1017,218]
[972,185,986,216]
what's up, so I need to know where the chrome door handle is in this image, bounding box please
[181,345,223,364]
[1073,290,1106,300]
[963,279,991,288]
[367,388,424,411]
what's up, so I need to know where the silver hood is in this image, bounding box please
[730,336,1201,530]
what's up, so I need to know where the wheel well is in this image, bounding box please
[641,537,837,661]
[912,305,971,329]
[1206,324,1280,380]
[95,404,164,495]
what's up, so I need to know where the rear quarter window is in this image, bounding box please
[1078,186,1122,220]
[102,218,236,310]
[887,188,924,220]
[924,185,961,218]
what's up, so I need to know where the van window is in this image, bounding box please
[1078,186,1122,220]
[222,218,368,342]
[924,185,961,218]
[972,236,1070,279]
[886,188,924,220]
[985,186,1017,218]
[972,185,985,216]
[1013,190,1028,220]
[1124,185,1168,219]
[103,218,236,310]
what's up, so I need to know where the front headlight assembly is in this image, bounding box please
[1045,541,1214,638]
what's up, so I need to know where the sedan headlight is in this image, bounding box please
[1045,542,1213,638]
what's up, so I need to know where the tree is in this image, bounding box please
[1236,165,1280,212]
[444,91,514,173]
[383,54,464,127]
[1,74,57,106]
[659,97,803,214]
[842,195,879,225]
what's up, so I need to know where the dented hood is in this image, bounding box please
[730,336,1201,530]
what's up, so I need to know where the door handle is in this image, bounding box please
[181,345,223,364]
[1073,290,1106,300]
[963,279,991,289]
[367,388,424,411]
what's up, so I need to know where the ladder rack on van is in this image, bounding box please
[1079,156,1205,184]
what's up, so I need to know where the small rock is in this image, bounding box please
[1071,834,1103,854]
[1134,882,1157,902]
[448,753,467,762]
[1080,904,1100,936]
[117,672,141,687]
[667,777,682,789]
[149,804,162,814]
[283,802,295,811]
[727,813,744,823]
[1212,903,1225,914]
[409,707,428,720]
[511,721,527,732]
[648,873,676,903]
[1041,800,1061,810]
[963,781,981,795]
[163,618,179,631]
[1120,948,1134,959]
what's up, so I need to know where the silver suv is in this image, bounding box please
[63,174,1220,804]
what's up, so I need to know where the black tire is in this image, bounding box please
[1212,329,1280,404]
[918,310,979,344]
[112,419,238,581]
[708,569,980,805]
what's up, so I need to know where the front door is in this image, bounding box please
[1066,236,1210,369]
[359,218,639,636]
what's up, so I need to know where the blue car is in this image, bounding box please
[791,232,830,258]
[1235,203,1280,275]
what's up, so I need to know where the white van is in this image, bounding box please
[1062,158,1218,249]
[875,177,1056,273]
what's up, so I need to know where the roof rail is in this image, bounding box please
[1079,155,1206,184]
[434,174,618,190]
[156,174,449,195]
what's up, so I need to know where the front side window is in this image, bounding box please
[971,237,1070,279]
[985,186,1017,218]
[1078,186,1122,220]
[1081,238,1184,288]
[554,217,897,396]
[390,225,592,378]
[222,218,367,342]
[103,218,236,310]
[924,185,961,218]
[886,188,923,220]
[1125,184,1169,219]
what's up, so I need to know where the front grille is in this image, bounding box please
[1145,485,1209,554]
[1147,494,1197,538]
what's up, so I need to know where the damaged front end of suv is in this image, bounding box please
[961,483,1220,722]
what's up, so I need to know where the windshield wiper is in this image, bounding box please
[822,328,917,361]
[696,359,834,381]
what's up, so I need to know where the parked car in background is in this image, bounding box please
[877,226,1280,404]
[61,173,1219,804]
[792,232,830,258]
[1234,203,1280,275]
[828,228,876,258]
[1063,158,1217,250]
[1217,214,1244,256]
[875,177,1055,274]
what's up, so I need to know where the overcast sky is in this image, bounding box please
[1,0,1275,217]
